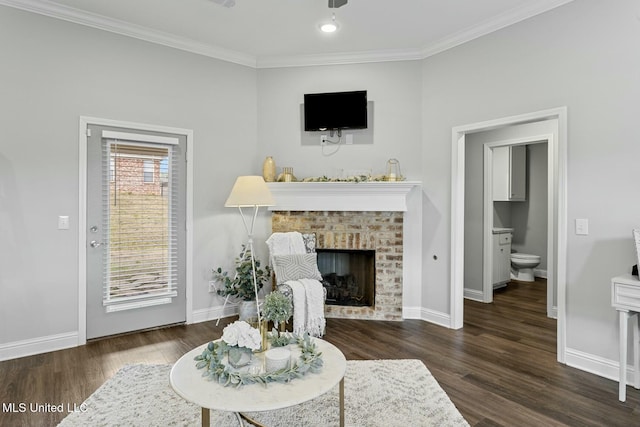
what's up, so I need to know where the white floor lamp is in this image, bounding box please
[224,176,275,330]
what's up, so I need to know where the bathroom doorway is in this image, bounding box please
[450,107,567,363]
[481,137,552,316]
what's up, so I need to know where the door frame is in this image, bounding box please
[78,116,194,345]
[450,106,567,363]
[482,136,553,315]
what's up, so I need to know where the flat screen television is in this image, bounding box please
[304,90,367,131]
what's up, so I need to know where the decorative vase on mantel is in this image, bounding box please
[263,156,276,182]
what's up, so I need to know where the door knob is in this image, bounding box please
[90,240,104,248]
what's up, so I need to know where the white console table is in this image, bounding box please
[611,274,640,402]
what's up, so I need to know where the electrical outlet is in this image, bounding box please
[208,281,217,293]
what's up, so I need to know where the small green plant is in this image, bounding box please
[262,291,293,328]
[213,246,271,301]
[268,329,294,348]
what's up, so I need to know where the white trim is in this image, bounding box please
[420,0,576,59]
[403,305,451,329]
[105,297,174,313]
[450,132,466,329]
[451,107,568,363]
[1,0,575,69]
[191,304,239,324]
[534,268,548,279]
[102,130,179,145]
[0,0,256,68]
[464,288,484,302]
[0,332,78,362]
[78,116,194,346]
[266,181,420,212]
[564,347,632,384]
[256,48,424,69]
[419,308,452,329]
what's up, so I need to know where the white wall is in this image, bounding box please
[421,0,640,370]
[0,6,258,355]
[512,142,548,271]
[256,61,423,180]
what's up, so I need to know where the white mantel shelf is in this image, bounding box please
[266,181,421,212]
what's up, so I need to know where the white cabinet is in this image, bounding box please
[492,230,512,288]
[492,145,526,201]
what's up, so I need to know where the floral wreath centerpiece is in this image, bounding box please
[195,321,323,387]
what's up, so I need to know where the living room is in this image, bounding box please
[1,0,640,424]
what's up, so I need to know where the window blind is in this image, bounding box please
[101,138,179,309]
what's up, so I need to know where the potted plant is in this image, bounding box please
[262,291,293,348]
[213,245,271,320]
[262,291,292,329]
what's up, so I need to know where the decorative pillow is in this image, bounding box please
[301,233,317,253]
[273,253,323,283]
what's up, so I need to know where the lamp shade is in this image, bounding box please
[224,176,275,207]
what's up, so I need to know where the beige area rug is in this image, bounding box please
[59,360,469,426]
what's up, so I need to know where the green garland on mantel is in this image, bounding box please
[300,175,404,183]
[194,334,323,388]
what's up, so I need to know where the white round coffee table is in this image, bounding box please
[170,338,346,426]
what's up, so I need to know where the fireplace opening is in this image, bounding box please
[316,249,375,307]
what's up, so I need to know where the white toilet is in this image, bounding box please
[510,253,541,282]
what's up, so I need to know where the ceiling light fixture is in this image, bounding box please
[320,13,338,33]
[319,0,346,34]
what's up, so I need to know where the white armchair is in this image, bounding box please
[267,232,326,337]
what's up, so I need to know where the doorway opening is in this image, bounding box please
[451,107,567,363]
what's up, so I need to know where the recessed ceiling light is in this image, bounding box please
[320,22,338,33]
[320,13,339,33]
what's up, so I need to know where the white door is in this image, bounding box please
[86,124,186,339]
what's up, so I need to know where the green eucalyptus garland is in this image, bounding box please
[194,334,323,388]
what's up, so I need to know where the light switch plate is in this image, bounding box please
[575,218,588,235]
[58,215,69,230]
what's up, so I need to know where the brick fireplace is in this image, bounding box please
[272,210,403,320]
[267,181,419,321]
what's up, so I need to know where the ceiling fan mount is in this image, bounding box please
[329,0,348,8]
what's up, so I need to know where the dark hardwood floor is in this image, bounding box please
[1,279,638,426]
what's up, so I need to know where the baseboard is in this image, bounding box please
[463,288,484,302]
[402,306,422,320]
[191,304,239,324]
[0,332,79,362]
[534,268,548,279]
[403,306,451,328]
[564,346,623,383]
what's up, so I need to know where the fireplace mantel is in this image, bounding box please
[266,181,421,212]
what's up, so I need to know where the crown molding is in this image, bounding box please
[0,0,256,68]
[1,0,575,68]
[256,48,424,69]
[420,0,576,59]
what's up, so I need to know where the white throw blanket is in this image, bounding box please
[286,278,326,337]
[265,232,306,262]
[267,231,325,337]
